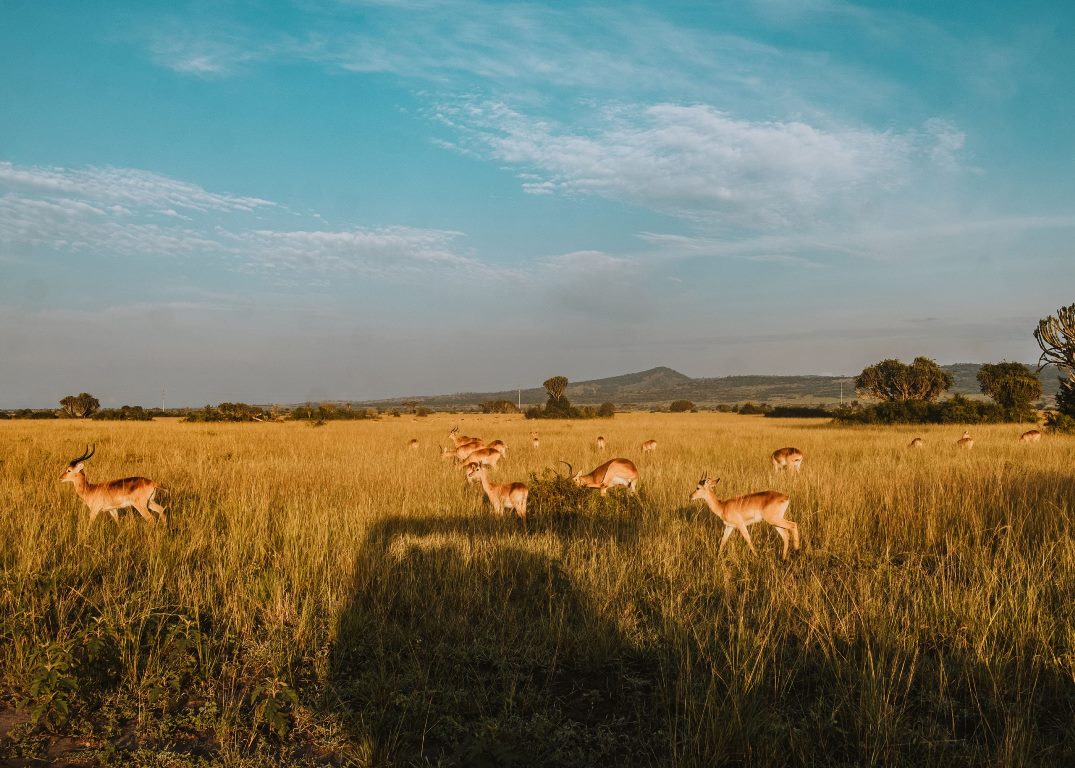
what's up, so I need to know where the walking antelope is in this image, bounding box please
[448,426,481,448]
[1020,429,1042,443]
[689,475,799,560]
[596,436,606,451]
[460,443,506,470]
[465,463,528,526]
[561,458,639,495]
[771,447,803,471]
[531,432,540,450]
[60,445,166,525]
[641,440,657,453]
[909,437,924,449]
[956,431,974,449]
[408,438,420,450]
[441,439,485,462]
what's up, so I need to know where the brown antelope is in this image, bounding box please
[641,439,657,453]
[465,463,528,526]
[909,437,924,448]
[771,447,803,471]
[1020,429,1042,443]
[460,443,506,469]
[531,432,540,449]
[956,431,974,449]
[689,475,799,560]
[488,439,507,456]
[561,458,639,495]
[60,445,166,525]
[408,438,419,450]
[448,426,481,448]
[441,439,485,462]
[596,436,606,451]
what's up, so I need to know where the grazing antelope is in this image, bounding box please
[561,458,639,495]
[60,445,166,525]
[956,431,974,449]
[1020,429,1042,443]
[641,440,657,453]
[771,447,803,471]
[531,432,540,450]
[408,438,419,450]
[448,426,481,448]
[465,463,528,526]
[461,443,505,470]
[689,475,799,560]
[488,439,507,456]
[909,437,924,449]
[596,436,606,451]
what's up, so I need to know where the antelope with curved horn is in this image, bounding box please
[771,447,803,471]
[441,439,485,462]
[909,437,924,449]
[1020,429,1042,443]
[689,474,799,560]
[60,445,166,525]
[596,436,606,451]
[465,463,528,527]
[956,431,974,449]
[448,426,481,448]
[641,439,657,453]
[560,458,639,495]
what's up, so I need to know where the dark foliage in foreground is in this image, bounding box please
[833,395,1037,425]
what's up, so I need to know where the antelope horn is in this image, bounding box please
[71,444,95,464]
[559,459,573,478]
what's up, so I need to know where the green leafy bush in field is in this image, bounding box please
[92,405,156,421]
[669,400,695,413]
[833,394,1026,424]
[765,405,831,418]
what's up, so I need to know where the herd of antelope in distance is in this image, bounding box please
[59,422,1051,560]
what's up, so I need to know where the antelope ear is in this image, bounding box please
[708,478,720,487]
[75,462,85,472]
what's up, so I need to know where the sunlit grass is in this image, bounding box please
[0,413,1072,766]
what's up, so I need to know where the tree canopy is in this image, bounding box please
[977,362,1042,413]
[59,393,100,418]
[854,358,953,402]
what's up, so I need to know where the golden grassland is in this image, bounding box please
[0,413,1073,767]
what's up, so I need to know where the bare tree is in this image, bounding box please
[1035,303,1075,416]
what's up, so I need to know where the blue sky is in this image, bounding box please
[1,0,1073,407]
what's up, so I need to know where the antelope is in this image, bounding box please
[531,432,540,450]
[641,439,657,453]
[448,426,481,448]
[1020,429,1042,443]
[771,447,803,471]
[465,463,528,526]
[441,439,485,462]
[460,443,506,469]
[488,439,507,456]
[59,445,166,525]
[956,431,974,449]
[596,436,606,451]
[561,458,639,495]
[408,438,419,450]
[909,437,924,448]
[689,475,799,560]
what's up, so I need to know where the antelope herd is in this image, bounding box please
[58,420,1053,559]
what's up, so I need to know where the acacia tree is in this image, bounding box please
[59,393,100,418]
[1034,303,1075,417]
[977,362,1042,415]
[543,376,569,402]
[854,358,953,402]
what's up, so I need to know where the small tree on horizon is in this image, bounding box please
[854,358,952,402]
[977,362,1042,417]
[59,392,101,419]
[543,376,569,402]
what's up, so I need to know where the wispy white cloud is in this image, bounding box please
[0,161,482,279]
[436,100,964,229]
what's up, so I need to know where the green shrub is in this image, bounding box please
[669,400,695,413]
[765,406,831,418]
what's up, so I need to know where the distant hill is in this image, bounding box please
[344,364,1061,410]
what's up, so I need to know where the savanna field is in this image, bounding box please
[1,413,1073,767]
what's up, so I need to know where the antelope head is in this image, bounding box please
[689,473,719,503]
[60,445,95,483]
[559,460,582,485]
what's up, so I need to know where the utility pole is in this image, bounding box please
[162,387,166,412]
[518,388,521,410]
[840,380,844,405]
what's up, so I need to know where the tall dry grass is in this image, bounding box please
[0,413,1072,766]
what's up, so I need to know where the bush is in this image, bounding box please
[597,402,616,418]
[291,404,375,421]
[185,403,269,423]
[833,395,1025,425]
[1045,411,1075,434]
[736,402,772,415]
[669,400,695,413]
[415,407,432,417]
[479,400,520,414]
[765,406,831,418]
[92,405,154,421]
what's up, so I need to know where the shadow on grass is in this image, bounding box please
[328,513,661,767]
